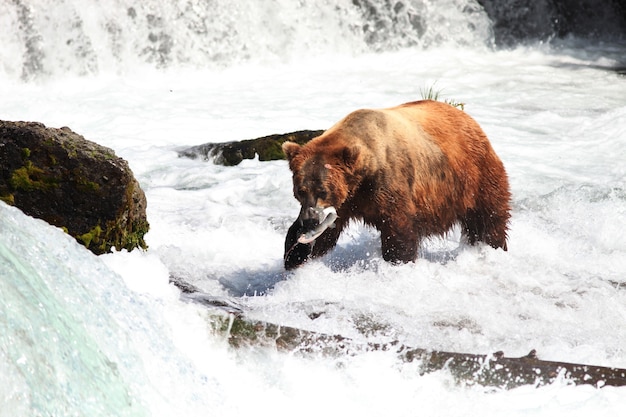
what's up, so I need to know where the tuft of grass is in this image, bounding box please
[419,84,443,101]
[419,84,465,111]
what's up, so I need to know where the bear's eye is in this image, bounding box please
[296,187,308,199]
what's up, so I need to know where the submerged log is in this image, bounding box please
[181,291,626,390]
[178,129,324,166]
[409,348,626,389]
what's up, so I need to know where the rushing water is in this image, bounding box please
[1,0,626,416]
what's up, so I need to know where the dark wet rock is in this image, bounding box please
[0,120,149,255]
[180,291,626,389]
[477,0,626,45]
[178,129,324,166]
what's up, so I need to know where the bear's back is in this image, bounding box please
[390,100,492,159]
[320,103,443,159]
[328,99,500,213]
[321,100,483,151]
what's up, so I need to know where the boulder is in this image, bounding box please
[0,121,149,255]
[179,129,324,166]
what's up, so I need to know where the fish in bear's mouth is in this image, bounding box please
[297,206,338,244]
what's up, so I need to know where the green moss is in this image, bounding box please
[21,148,31,159]
[78,225,102,249]
[72,181,149,254]
[116,182,149,252]
[0,193,15,205]
[66,143,78,158]
[75,176,100,192]
[258,141,286,161]
[116,218,149,252]
[74,215,149,255]
[10,167,35,190]
[10,161,59,191]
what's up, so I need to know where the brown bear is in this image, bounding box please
[282,100,511,270]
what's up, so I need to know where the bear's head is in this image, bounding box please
[282,140,361,220]
[282,140,362,269]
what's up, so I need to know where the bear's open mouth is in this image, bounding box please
[297,206,337,244]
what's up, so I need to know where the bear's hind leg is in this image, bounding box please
[380,226,419,263]
[461,207,509,251]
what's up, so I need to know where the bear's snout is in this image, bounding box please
[300,216,320,233]
[300,206,322,224]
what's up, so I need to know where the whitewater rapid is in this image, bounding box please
[2,41,626,415]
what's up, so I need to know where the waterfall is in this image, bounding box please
[1,0,623,81]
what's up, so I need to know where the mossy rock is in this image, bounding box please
[178,129,324,166]
[0,121,149,255]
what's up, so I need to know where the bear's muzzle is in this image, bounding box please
[297,206,338,244]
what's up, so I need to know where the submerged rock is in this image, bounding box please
[0,121,149,255]
[178,290,626,390]
[179,129,324,166]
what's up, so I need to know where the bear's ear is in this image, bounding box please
[282,141,301,161]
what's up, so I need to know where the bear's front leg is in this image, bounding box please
[284,220,313,270]
[310,218,344,258]
[380,224,419,264]
[284,217,345,269]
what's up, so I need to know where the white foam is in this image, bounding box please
[1,35,626,416]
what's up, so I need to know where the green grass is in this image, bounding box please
[420,84,465,111]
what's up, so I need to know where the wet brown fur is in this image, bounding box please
[283,100,511,265]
